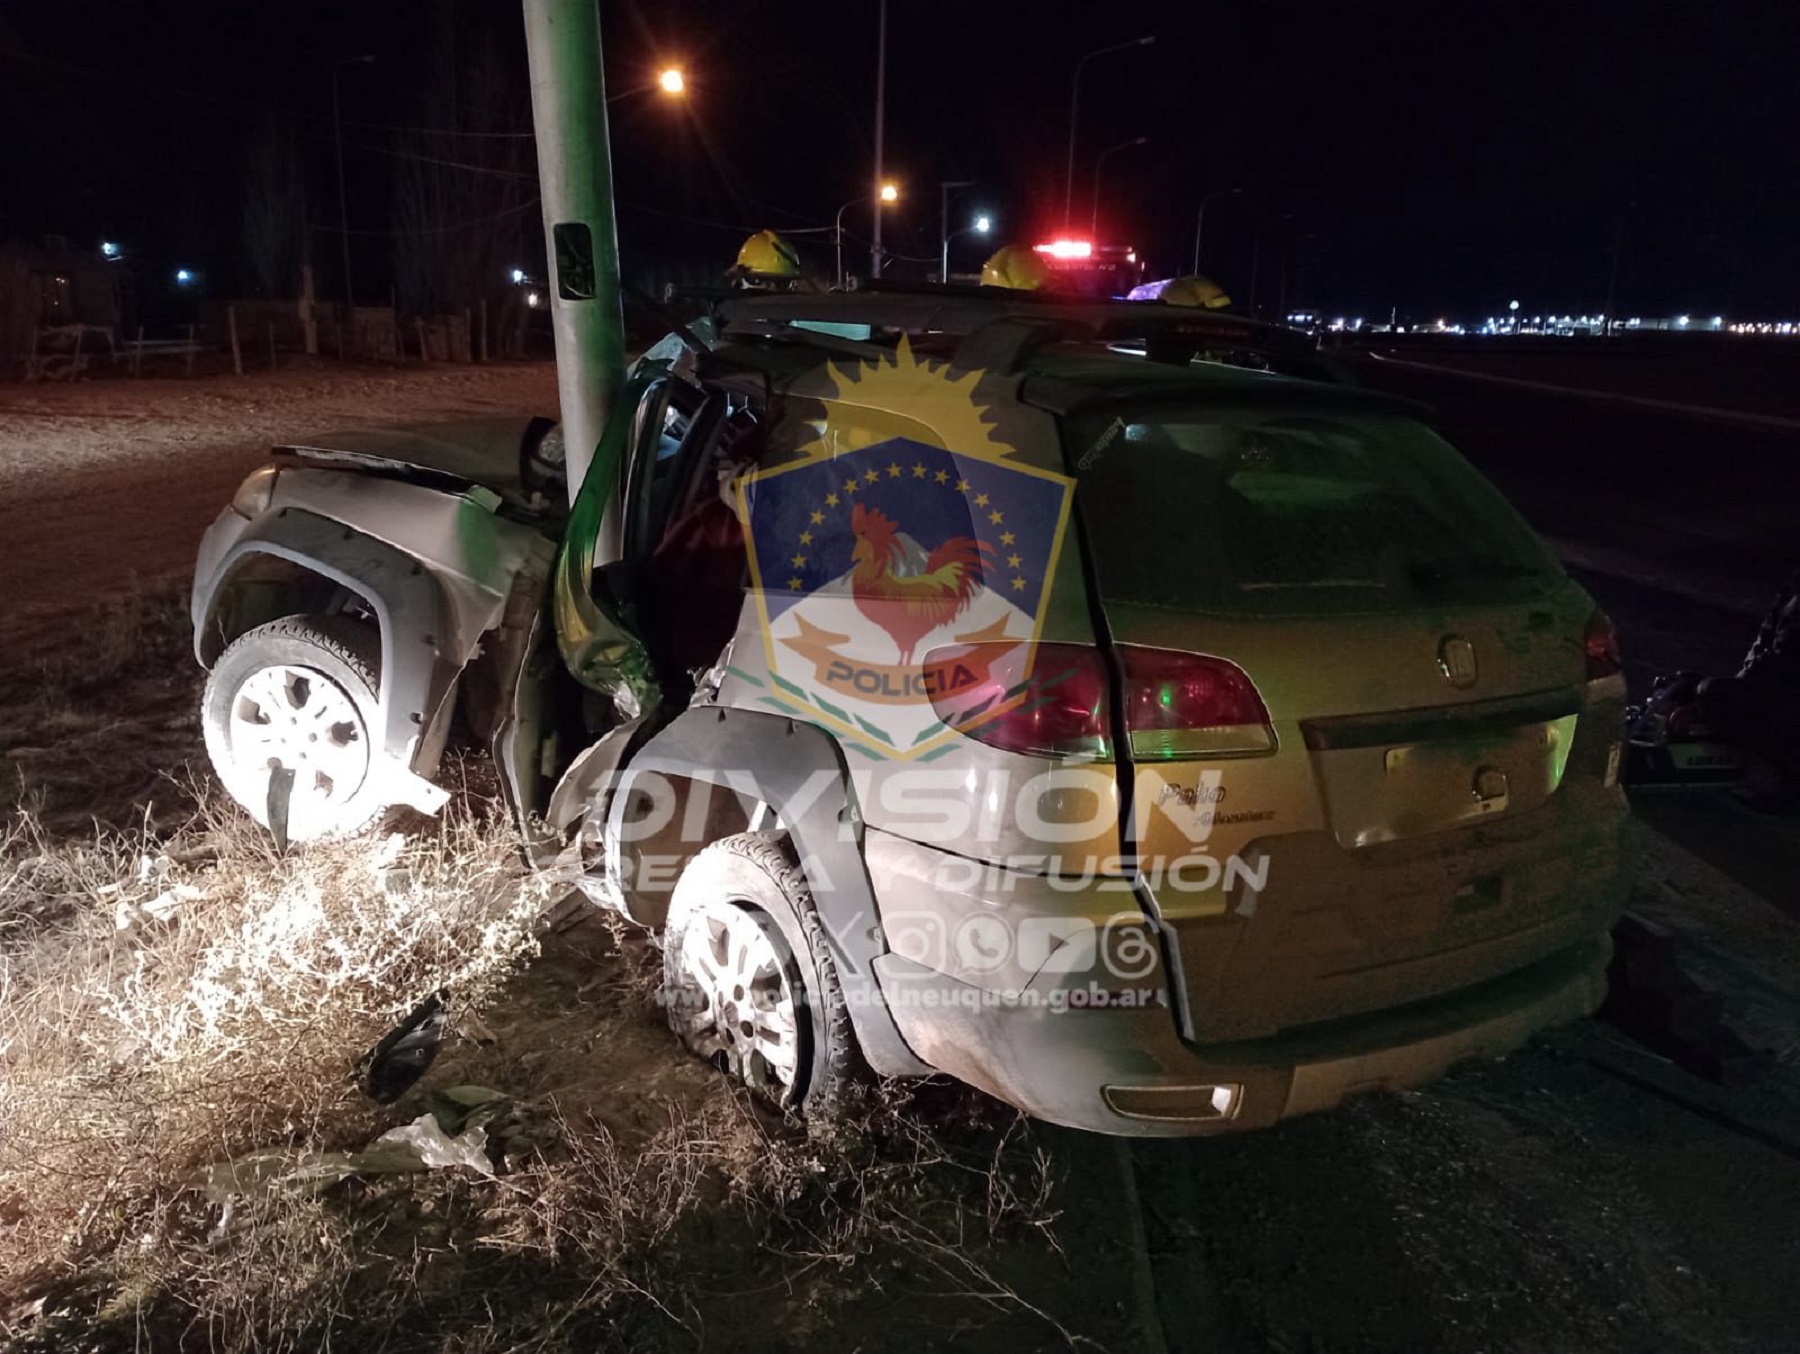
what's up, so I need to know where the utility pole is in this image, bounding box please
[523,0,628,504]
[871,0,889,278]
[939,179,975,282]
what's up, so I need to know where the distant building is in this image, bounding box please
[1,236,126,374]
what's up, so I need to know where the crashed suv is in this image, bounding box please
[191,291,1633,1135]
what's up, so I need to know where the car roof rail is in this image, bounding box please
[662,283,1338,380]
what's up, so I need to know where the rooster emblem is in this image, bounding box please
[849,502,993,664]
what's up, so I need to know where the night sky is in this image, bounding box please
[2,0,1795,321]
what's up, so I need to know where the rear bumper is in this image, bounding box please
[873,932,1609,1136]
[864,825,1617,1136]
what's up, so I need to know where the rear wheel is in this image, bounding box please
[661,834,863,1115]
[202,615,388,841]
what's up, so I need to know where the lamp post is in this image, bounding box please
[940,213,992,283]
[837,184,898,288]
[1192,185,1241,275]
[871,0,889,277]
[938,179,975,281]
[1090,136,1148,239]
[1062,36,1154,228]
[331,53,375,316]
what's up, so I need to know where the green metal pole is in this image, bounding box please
[522,0,628,507]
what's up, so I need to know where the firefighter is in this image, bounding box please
[1159,274,1233,310]
[726,231,810,290]
[979,244,1050,292]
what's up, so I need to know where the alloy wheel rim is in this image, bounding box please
[671,898,804,1103]
[225,663,371,829]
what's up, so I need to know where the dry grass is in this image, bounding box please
[0,596,1087,1353]
[0,799,551,1326]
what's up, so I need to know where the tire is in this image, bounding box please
[202,615,388,842]
[661,834,865,1115]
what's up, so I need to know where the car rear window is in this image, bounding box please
[1066,402,1563,616]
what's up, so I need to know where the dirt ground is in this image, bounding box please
[3,366,1799,1353]
[0,361,560,655]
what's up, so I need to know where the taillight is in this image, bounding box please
[925,642,1273,761]
[1119,646,1274,758]
[925,642,1111,760]
[1584,610,1623,681]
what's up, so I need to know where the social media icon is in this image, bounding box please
[885,912,950,973]
[1016,916,1095,974]
[1100,920,1160,981]
[953,914,1012,976]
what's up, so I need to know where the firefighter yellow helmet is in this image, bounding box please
[734,230,801,278]
[980,244,1050,291]
[1161,274,1232,310]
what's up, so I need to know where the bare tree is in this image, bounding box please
[240,113,308,299]
[393,6,535,320]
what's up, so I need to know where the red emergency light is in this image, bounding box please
[1034,238,1093,260]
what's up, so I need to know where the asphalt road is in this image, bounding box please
[1357,351,1799,612]
[1359,350,1800,911]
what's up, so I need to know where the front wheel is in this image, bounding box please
[661,834,864,1115]
[202,615,388,842]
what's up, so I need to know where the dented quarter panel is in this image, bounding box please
[613,705,930,1076]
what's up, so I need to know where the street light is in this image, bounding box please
[607,67,687,103]
[1062,35,1155,228]
[837,183,900,288]
[940,210,993,284]
[332,53,376,314]
[1192,186,1242,275]
[1090,136,1148,238]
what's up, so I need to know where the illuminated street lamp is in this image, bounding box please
[608,66,687,103]
[939,208,993,283]
[837,183,900,288]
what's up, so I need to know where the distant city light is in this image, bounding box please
[1676,314,1690,326]
[1509,299,1521,312]
[174,268,194,285]
[100,241,121,259]
[525,290,542,309]
[509,267,526,284]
